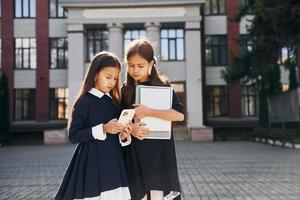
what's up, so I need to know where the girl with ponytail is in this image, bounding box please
[121,38,184,200]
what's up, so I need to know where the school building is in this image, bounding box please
[0,0,297,141]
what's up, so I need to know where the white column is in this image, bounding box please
[146,22,161,59]
[108,22,123,60]
[108,23,127,83]
[185,21,212,141]
[67,24,85,110]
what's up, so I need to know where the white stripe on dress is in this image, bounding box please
[74,187,131,200]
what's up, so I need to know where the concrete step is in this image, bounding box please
[173,126,190,140]
[44,129,68,144]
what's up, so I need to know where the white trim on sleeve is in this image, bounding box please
[118,134,131,146]
[92,123,107,141]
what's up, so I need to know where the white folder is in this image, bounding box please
[135,85,173,139]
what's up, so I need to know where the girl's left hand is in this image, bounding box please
[132,103,151,119]
[120,123,133,140]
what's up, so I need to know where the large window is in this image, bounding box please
[15,38,36,69]
[278,46,296,65]
[170,82,186,125]
[240,35,253,54]
[86,28,108,61]
[50,38,68,69]
[15,0,36,18]
[242,86,258,117]
[205,35,227,66]
[161,28,184,61]
[207,86,229,117]
[240,0,252,13]
[49,0,67,18]
[49,88,68,120]
[15,89,35,120]
[124,29,146,52]
[205,0,226,15]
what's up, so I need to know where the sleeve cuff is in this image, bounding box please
[119,134,131,146]
[92,124,107,141]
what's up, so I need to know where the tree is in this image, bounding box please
[223,0,300,127]
[0,73,11,145]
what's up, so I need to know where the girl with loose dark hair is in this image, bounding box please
[121,38,184,200]
[55,51,132,200]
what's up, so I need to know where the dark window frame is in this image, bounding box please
[14,89,35,120]
[49,37,68,69]
[160,28,185,61]
[14,38,36,70]
[240,34,253,54]
[14,0,36,18]
[278,46,296,65]
[170,81,187,126]
[207,86,229,117]
[49,0,67,18]
[240,0,253,14]
[205,35,228,66]
[205,0,227,16]
[49,88,68,120]
[123,28,146,53]
[242,85,258,117]
[85,28,109,62]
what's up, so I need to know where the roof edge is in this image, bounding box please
[59,1,205,8]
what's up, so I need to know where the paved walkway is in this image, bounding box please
[0,141,300,200]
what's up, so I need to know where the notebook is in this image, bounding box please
[135,85,173,139]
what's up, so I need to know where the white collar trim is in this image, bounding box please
[88,88,112,99]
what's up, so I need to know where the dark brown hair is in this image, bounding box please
[68,51,121,129]
[123,38,169,105]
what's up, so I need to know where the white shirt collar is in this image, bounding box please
[88,88,112,99]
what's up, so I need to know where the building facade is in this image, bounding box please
[0,0,296,140]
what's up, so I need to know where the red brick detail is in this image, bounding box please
[36,0,49,121]
[229,83,242,117]
[227,0,242,118]
[1,0,14,121]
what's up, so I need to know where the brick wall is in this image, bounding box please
[227,0,242,118]
[36,0,50,121]
[1,0,14,121]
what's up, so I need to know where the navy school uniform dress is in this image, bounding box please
[55,88,131,200]
[121,82,184,200]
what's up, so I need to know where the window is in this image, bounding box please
[15,0,36,18]
[49,0,67,18]
[15,38,36,69]
[242,86,258,117]
[278,46,296,65]
[205,0,226,15]
[50,38,68,69]
[161,28,184,61]
[240,0,252,13]
[15,89,35,120]
[240,35,253,54]
[207,86,229,117]
[170,82,186,125]
[86,28,108,62]
[124,29,146,52]
[205,35,227,66]
[49,88,68,120]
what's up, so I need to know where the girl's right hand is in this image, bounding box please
[131,122,150,140]
[103,119,125,134]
